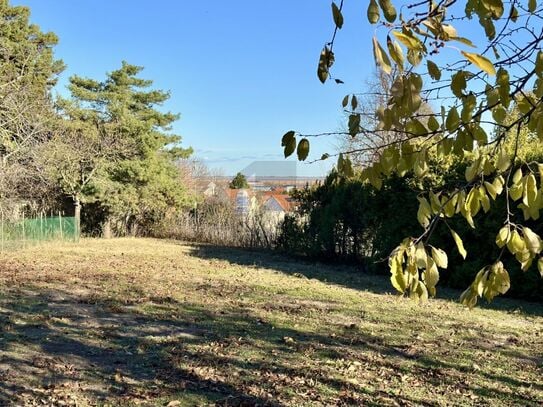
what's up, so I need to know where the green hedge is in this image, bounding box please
[277,167,543,301]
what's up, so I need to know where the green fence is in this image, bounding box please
[0,215,79,251]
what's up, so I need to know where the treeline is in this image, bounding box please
[278,134,543,301]
[0,2,193,236]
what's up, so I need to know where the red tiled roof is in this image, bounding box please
[262,193,294,212]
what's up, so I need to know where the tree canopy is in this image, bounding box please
[0,0,64,207]
[58,61,193,235]
[229,172,249,189]
[284,0,543,306]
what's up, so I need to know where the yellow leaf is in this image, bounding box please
[451,229,467,259]
[496,226,510,248]
[392,31,422,50]
[507,230,526,255]
[431,246,448,269]
[523,227,542,254]
[417,197,432,228]
[496,149,511,172]
[373,37,392,74]
[461,51,496,76]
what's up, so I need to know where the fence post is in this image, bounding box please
[59,211,63,240]
[22,211,25,249]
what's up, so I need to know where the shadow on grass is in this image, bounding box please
[0,282,541,404]
[187,243,543,317]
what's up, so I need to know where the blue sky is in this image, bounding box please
[13,0,378,176]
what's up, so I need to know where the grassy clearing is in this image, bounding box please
[0,238,541,406]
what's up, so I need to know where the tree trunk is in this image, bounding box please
[74,197,81,241]
[103,218,112,239]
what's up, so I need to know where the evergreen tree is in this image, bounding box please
[229,172,249,189]
[61,61,193,236]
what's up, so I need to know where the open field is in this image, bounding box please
[0,238,542,406]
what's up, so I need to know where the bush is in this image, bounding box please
[277,162,543,301]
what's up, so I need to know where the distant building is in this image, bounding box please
[261,192,294,213]
[199,180,296,217]
[203,181,217,197]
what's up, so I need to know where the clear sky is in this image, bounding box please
[12,0,378,177]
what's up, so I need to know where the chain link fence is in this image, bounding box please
[0,213,79,251]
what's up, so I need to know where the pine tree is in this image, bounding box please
[60,61,193,236]
[229,172,249,189]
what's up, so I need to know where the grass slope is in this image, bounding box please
[0,238,541,406]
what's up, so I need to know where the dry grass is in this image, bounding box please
[0,238,541,406]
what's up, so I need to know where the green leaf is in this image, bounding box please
[317,46,334,84]
[461,51,496,75]
[492,106,507,124]
[337,154,354,178]
[331,2,344,29]
[510,5,519,22]
[367,0,380,24]
[536,51,543,78]
[427,60,441,81]
[451,229,467,259]
[297,138,310,161]
[461,93,477,122]
[538,257,543,277]
[341,95,349,108]
[528,0,537,13]
[482,0,505,19]
[451,71,467,98]
[496,68,510,107]
[281,131,296,158]
[445,107,460,133]
[406,119,427,136]
[481,17,496,40]
[348,114,361,137]
[378,0,397,23]
[427,115,440,132]
[351,95,358,110]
